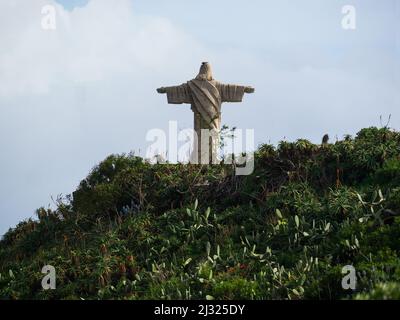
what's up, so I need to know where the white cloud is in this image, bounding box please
[0,0,205,97]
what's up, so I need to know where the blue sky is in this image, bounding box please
[55,0,89,10]
[0,0,399,235]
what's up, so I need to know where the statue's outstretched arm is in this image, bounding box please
[157,84,191,104]
[157,84,188,94]
[216,82,255,102]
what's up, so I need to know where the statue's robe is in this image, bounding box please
[163,79,247,163]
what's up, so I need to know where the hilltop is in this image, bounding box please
[1,127,400,300]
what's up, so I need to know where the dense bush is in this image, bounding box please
[1,127,400,300]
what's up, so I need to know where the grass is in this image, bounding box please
[1,126,400,300]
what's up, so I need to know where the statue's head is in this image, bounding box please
[196,62,214,81]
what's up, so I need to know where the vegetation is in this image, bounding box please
[1,127,400,300]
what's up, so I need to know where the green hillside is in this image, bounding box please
[1,127,400,300]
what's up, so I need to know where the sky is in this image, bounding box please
[0,0,399,235]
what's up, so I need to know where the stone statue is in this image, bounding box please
[157,62,254,163]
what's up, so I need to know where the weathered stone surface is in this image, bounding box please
[157,62,254,163]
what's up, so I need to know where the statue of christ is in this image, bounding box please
[157,62,254,163]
